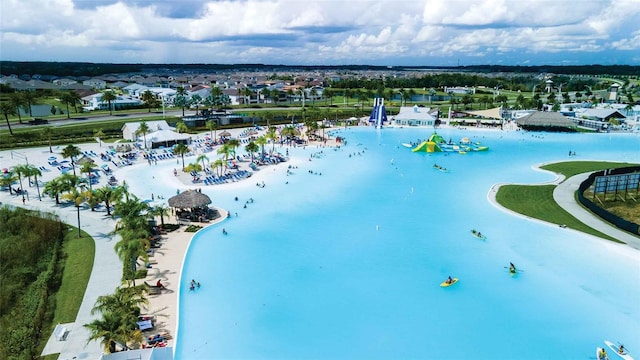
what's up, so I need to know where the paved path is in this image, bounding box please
[0,192,122,360]
[553,172,640,250]
[488,171,640,250]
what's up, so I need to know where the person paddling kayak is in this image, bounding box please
[509,262,516,273]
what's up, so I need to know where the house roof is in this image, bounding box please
[394,106,437,121]
[515,111,575,127]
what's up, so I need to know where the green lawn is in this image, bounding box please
[495,161,640,242]
[39,227,95,360]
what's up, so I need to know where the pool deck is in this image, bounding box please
[1,127,638,360]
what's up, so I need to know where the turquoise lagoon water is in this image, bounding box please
[129,128,640,359]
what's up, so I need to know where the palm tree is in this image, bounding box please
[62,144,82,176]
[62,187,88,237]
[81,161,97,193]
[23,164,43,201]
[9,93,26,124]
[101,90,117,115]
[255,135,267,158]
[41,126,55,152]
[60,91,80,119]
[191,94,202,115]
[20,91,37,117]
[206,120,218,141]
[173,143,190,170]
[212,158,224,176]
[175,121,188,134]
[196,154,209,170]
[94,128,105,148]
[226,138,241,159]
[95,185,121,216]
[0,101,16,135]
[216,143,234,164]
[84,311,127,354]
[141,90,157,112]
[175,87,189,116]
[245,141,259,162]
[151,204,169,228]
[43,177,65,204]
[266,126,278,152]
[114,230,150,285]
[10,164,29,199]
[136,121,151,149]
[0,172,17,195]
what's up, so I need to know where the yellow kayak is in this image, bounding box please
[440,278,459,287]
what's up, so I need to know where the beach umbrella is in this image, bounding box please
[219,131,231,138]
[76,155,95,165]
[168,189,212,209]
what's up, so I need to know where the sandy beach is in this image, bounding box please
[0,125,341,355]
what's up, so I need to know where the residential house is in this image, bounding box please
[83,78,107,89]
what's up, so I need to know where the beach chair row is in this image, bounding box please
[203,170,252,185]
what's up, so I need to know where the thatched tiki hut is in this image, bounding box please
[168,190,219,222]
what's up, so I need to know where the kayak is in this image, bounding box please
[440,278,459,287]
[470,230,487,240]
[402,143,413,148]
[604,340,634,360]
[597,347,610,360]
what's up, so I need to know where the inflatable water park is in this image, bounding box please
[405,132,489,154]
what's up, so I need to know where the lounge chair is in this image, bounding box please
[137,319,154,331]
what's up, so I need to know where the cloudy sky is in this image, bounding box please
[2,0,639,66]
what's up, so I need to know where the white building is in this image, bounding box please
[121,120,174,141]
[392,105,438,127]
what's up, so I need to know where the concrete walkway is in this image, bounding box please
[553,172,640,250]
[0,192,122,360]
[488,171,640,250]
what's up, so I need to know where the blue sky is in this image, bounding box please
[1,0,639,66]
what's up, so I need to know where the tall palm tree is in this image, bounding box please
[206,120,218,141]
[62,187,88,237]
[254,136,267,158]
[175,87,189,116]
[140,90,157,112]
[84,311,127,354]
[151,204,169,228]
[212,159,224,176]
[173,143,190,170]
[101,90,117,115]
[9,93,26,124]
[196,154,209,170]
[10,164,29,198]
[175,121,188,134]
[191,94,202,115]
[80,161,97,192]
[266,126,278,152]
[62,144,82,176]
[94,128,105,148]
[20,91,37,117]
[216,143,234,164]
[41,126,54,152]
[114,230,150,285]
[245,141,259,162]
[95,185,121,216]
[0,172,18,195]
[23,164,43,201]
[43,177,65,204]
[0,101,16,135]
[136,121,151,149]
[60,91,80,119]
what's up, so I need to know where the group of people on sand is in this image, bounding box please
[189,279,201,292]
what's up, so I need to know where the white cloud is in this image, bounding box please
[0,0,637,65]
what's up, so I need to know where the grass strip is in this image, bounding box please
[496,160,640,243]
[39,227,95,360]
[496,184,620,242]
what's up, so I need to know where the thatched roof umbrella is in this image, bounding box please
[168,189,212,209]
[76,155,95,166]
[516,111,576,130]
[219,130,231,139]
